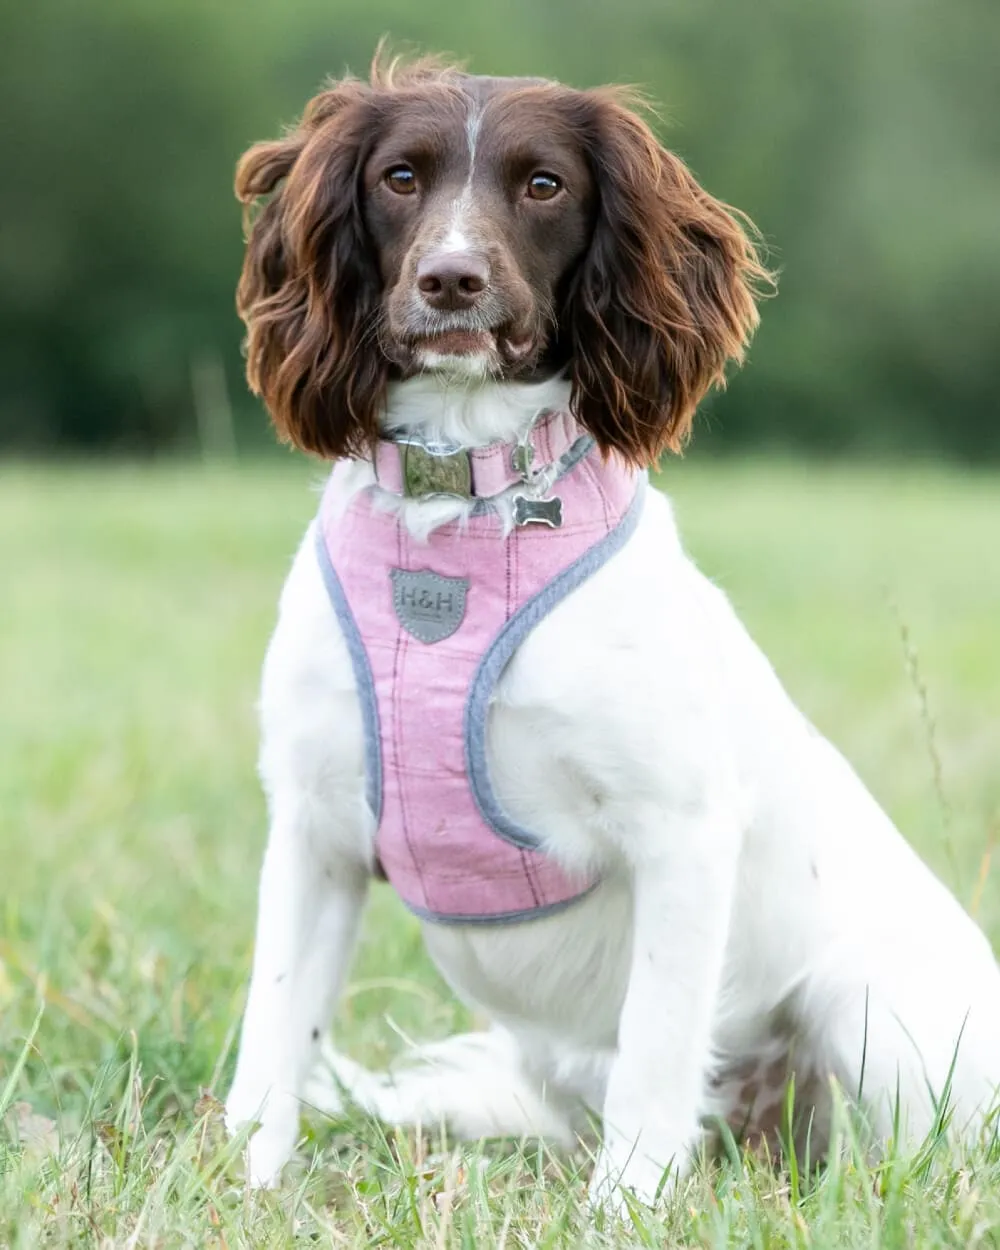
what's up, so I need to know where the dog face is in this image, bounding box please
[361,77,595,384]
[235,55,770,464]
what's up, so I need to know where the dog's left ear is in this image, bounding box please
[565,93,773,466]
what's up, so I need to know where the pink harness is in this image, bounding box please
[316,411,644,923]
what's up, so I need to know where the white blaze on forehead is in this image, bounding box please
[439,99,483,255]
[464,98,482,169]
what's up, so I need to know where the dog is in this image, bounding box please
[224,55,1000,1209]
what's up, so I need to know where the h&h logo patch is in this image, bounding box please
[390,569,469,644]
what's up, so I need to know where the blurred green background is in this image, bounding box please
[2,0,998,458]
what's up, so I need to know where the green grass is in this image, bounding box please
[2,458,999,1247]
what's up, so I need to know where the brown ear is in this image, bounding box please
[234,80,386,459]
[565,92,773,466]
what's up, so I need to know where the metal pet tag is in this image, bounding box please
[512,494,563,528]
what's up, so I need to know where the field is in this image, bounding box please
[2,460,999,1247]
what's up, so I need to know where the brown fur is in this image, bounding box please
[235,53,772,466]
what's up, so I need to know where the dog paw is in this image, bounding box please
[302,1064,346,1118]
[225,1089,299,1189]
[589,1141,684,1216]
[302,1041,376,1117]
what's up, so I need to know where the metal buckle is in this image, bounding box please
[399,440,473,500]
[511,408,551,481]
[511,440,535,479]
[511,408,563,528]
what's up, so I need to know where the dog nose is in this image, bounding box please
[416,251,490,310]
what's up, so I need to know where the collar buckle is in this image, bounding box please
[396,439,473,500]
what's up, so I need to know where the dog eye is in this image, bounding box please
[385,165,417,195]
[526,172,562,201]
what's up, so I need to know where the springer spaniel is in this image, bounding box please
[224,56,1000,1209]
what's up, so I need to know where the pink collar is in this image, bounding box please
[372,408,585,502]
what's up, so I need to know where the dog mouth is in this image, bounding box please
[415,329,495,357]
[408,326,539,367]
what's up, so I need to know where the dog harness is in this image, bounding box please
[316,410,645,924]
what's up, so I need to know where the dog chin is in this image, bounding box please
[417,348,496,380]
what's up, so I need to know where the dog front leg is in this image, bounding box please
[225,808,369,1187]
[590,808,740,1211]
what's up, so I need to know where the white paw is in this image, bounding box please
[303,1041,375,1117]
[302,1065,346,1117]
[589,1141,684,1215]
[225,1089,300,1189]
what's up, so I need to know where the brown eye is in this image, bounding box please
[385,165,417,195]
[526,171,562,201]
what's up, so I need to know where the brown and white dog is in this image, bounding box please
[225,55,1000,1210]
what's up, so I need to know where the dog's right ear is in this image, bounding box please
[235,81,387,460]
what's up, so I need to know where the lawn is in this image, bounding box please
[2,459,999,1247]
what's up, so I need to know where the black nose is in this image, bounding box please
[416,250,490,310]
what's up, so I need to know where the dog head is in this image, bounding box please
[235,53,770,465]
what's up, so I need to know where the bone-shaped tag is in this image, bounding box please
[512,494,563,528]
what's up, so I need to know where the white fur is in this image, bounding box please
[440,201,474,256]
[226,373,1000,1209]
[438,102,482,255]
[414,347,490,379]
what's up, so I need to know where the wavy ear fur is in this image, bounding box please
[235,79,385,459]
[566,91,772,466]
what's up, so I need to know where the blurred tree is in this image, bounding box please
[1,0,997,455]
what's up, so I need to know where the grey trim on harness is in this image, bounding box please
[464,477,647,851]
[404,878,603,926]
[314,523,383,824]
